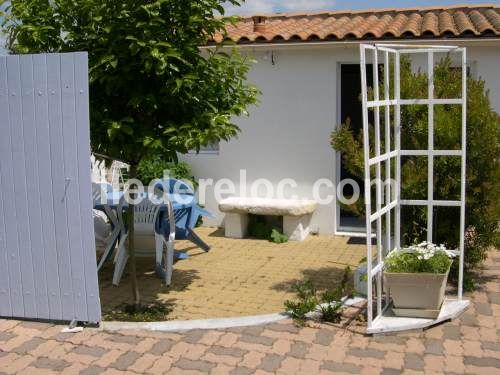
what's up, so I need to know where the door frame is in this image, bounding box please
[334,62,367,237]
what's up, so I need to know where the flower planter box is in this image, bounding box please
[385,268,449,318]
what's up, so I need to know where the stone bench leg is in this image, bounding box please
[283,214,312,241]
[224,213,248,238]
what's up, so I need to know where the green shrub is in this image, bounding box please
[331,56,500,289]
[136,156,196,188]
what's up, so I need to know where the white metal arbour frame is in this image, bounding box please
[360,43,469,334]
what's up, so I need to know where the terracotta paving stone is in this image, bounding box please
[79,365,106,375]
[199,331,225,346]
[383,351,405,369]
[444,354,466,373]
[270,338,291,355]
[9,324,45,338]
[360,365,382,375]
[174,357,217,372]
[287,341,309,358]
[31,357,72,371]
[17,366,59,375]
[0,331,16,342]
[406,337,426,354]
[1,334,34,352]
[443,339,463,356]
[109,351,142,371]
[465,364,499,375]
[181,344,209,361]
[146,355,174,374]
[278,356,304,373]
[0,319,20,331]
[148,338,176,355]
[230,367,254,375]
[313,329,336,346]
[127,353,158,373]
[209,363,235,374]
[321,360,362,374]
[201,351,241,366]
[462,340,483,357]
[3,355,38,374]
[404,353,425,371]
[478,326,498,341]
[258,353,284,372]
[460,325,480,340]
[238,351,266,368]
[423,354,445,372]
[234,340,275,354]
[91,349,124,368]
[132,337,158,353]
[60,362,90,375]
[216,332,240,348]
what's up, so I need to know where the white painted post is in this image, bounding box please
[373,49,383,317]
[395,51,401,251]
[360,45,373,327]
[427,52,434,242]
[458,48,467,300]
[384,51,391,261]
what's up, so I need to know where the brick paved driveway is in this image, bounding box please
[0,251,499,374]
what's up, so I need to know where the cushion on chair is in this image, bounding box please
[93,209,111,247]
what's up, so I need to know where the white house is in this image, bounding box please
[181,4,500,236]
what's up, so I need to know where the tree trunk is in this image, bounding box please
[127,164,141,308]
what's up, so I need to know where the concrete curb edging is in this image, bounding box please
[100,297,367,332]
[101,313,288,332]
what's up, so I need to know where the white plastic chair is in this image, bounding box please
[112,194,176,286]
[92,182,123,271]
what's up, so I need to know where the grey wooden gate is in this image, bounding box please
[0,52,101,323]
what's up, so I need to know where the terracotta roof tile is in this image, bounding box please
[213,4,500,44]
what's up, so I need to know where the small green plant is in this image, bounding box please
[385,242,453,274]
[102,302,173,322]
[284,280,318,325]
[270,229,288,244]
[318,289,343,323]
[247,216,288,243]
[284,267,353,325]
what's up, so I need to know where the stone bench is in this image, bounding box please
[219,197,317,241]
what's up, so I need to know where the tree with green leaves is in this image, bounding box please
[2,0,258,306]
[331,57,499,290]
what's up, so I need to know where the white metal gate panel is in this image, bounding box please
[0,52,101,323]
[360,44,467,333]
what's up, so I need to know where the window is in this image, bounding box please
[188,141,219,154]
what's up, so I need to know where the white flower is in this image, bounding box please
[400,241,454,261]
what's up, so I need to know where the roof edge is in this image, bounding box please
[229,3,500,19]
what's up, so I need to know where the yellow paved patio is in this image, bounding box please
[98,227,366,320]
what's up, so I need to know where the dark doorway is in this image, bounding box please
[337,64,374,231]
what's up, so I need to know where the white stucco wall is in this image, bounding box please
[180,41,500,235]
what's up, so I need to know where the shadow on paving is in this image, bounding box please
[270,266,349,293]
[98,258,200,315]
